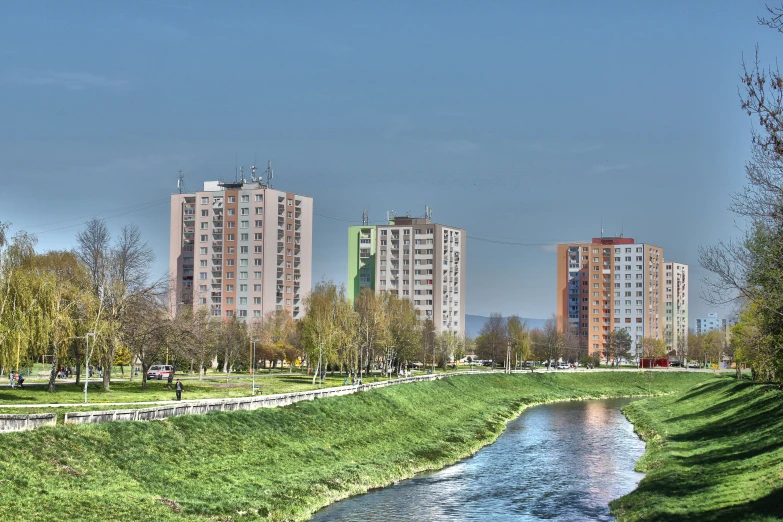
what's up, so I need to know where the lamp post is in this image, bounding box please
[252,338,258,396]
[83,332,96,404]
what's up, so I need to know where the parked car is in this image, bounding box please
[687,362,700,369]
[557,363,570,370]
[147,365,173,380]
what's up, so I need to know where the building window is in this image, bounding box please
[228,196,236,203]
[201,197,208,204]
[241,195,249,202]
[255,194,263,202]
[254,271,261,279]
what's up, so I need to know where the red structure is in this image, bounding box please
[640,357,670,368]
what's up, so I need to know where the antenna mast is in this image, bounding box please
[266,160,274,188]
[177,170,185,194]
[362,209,369,226]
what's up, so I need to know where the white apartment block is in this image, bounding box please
[170,178,313,321]
[611,243,664,353]
[374,217,466,335]
[664,262,688,355]
[695,313,726,335]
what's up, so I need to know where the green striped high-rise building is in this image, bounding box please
[347,225,377,304]
[347,214,465,335]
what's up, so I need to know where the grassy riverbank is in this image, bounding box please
[611,377,783,521]
[1,371,711,521]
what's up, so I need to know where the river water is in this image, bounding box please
[311,398,644,521]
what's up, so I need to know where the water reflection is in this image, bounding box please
[310,398,644,521]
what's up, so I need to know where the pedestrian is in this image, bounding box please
[175,379,184,401]
[10,372,15,388]
[16,372,24,389]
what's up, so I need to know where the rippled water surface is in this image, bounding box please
[311,398,645,521]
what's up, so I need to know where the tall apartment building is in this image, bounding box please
[664,262,689,355]
[347,214,466,335]
[556,237,664,357]
[170,177,313,321]
[695,313,726,335]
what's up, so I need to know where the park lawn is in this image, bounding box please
[0,371,712,522]
[611,377,783,522]
[0,373,385,408]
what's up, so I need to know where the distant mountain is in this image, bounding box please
[465,314,547,338]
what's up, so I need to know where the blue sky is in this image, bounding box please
[0,1,776,323]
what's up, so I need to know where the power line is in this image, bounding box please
[25,197,170,229]
[34,199,170,234]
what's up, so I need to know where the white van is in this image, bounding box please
[147,365,173,380]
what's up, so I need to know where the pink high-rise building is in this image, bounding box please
[170,176,313,321]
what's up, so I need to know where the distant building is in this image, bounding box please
[695,313,726,335]
[347,212,465,335]
[170,172,313,321]
[556,236,665,358]
[664,262,688,356]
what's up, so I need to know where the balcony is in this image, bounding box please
[211,265,222,272]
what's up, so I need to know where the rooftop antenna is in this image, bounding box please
[362,209,369,226]
[600,216,604,238]
[425,205,432,220]
[250,163,257,182]
[235,153,238,182]
[239,166,245,183]
[177,170,185,194]
[266,160,274,188]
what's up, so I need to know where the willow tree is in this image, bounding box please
[30,251,93,392]
[0,231,40,375]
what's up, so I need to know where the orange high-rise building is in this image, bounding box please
[557,237,665,358]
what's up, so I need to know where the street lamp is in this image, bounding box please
[83,332,96,404]
[251,338,258,396]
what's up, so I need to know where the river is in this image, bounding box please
[310,398,645,521]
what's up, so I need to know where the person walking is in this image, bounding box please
[9,371,15,388]
[175,379,184,401]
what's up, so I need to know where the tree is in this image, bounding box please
[385,293,420,373]
[174,305,218,379]
[608,329,633,366]
[121,292,170,390]
[251,309,297,372]
[507,315,530,371]
[219,317,247,380]
[638,337,667,362]
[354,288,387,376]
[699,6,783,382]
[300,280,347,384]
[420,318,437,374]
[75,220,156,391]
[475,313,506,369]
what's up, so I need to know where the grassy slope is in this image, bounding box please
[1,372,710,522]
[611,378,783,522]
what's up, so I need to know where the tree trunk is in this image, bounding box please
[74,340,81,385]
[141,364,148,390]
[48,342,58,393]
[198,358,204,381]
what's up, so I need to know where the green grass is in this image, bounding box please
[0,372,711,521]
[0,374,391,409]
[611,377,783,522]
